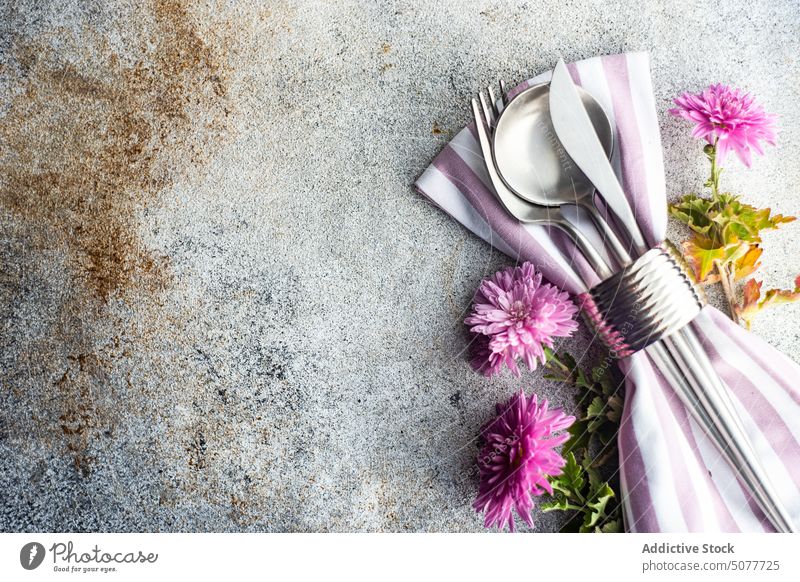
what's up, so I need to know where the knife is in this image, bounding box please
[548,59,648,255]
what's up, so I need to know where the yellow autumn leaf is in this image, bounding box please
[681,239,746,283]
[733,245,763,281]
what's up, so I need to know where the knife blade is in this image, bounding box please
[548,59,648,255]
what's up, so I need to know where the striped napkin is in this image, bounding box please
[415,52,800,532]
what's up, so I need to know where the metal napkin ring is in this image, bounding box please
[578,241,706,358]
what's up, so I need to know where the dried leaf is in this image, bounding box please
[736,276,800,329]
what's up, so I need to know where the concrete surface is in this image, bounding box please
[1,0,799,532]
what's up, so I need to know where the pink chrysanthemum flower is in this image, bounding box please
[669,84,777,167]
[474,391,574,531]
[465,263,578,377]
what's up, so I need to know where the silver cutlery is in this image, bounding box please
[470,62,796,532]
[490,82,634,266]
[548,58,795,532]
[470,95,613,278]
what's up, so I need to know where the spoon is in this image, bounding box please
[472,86,613,280]
[491,83,633,267]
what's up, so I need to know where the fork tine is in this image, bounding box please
[498,79,508,112]
[478,91,494,129]
[471,98,486,130]
[487,85,498,117]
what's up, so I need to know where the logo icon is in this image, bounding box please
[20,542,46,570]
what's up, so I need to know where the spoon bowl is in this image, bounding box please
[492,83,613,207]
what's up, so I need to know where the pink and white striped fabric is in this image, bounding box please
[415,52,800,532]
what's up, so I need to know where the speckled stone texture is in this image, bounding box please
[1,0,798,532]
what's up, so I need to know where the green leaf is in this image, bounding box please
[681,238,746,282]
[574,367,589,389]
[540,350,624,532]
[599,519,623,533]
[587,399,607,433]
[540,498,571,512]
[586,396,605,419]
[597,428,617,448]
[669,194,715,236]
[553,452,583,496]
[581,483,615,531]
[559,351,577,372]
[543,349,576,382]
[562,419,591,456]
[583,458,602,491]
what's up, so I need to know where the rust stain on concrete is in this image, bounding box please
[1,0,230,301]
[0,0,235,475]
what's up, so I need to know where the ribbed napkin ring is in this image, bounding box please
[578,241,706,359]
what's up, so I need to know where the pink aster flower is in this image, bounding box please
[465,263,578,377]
[474,391,574,531]
[669,83,777,167]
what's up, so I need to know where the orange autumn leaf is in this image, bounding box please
[736,275,800,329]
[740,278,762,310]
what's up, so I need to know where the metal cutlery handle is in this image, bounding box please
[556,220,613,280]
[662,332,797,531]
[578,201,639,272]
[581,242,797,532]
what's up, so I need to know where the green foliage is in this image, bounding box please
[541,349,623,533]
[669,142,798,326]
[669,191,793,283]
[542,450,621,533]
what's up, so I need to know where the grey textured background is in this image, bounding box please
[1,0,798,532]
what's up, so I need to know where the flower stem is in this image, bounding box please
[543,347,571,377]
[715,259,740,324]
[570,486,586,505]
[591,445,617,469]
[705,139,721,198]
[706,139,742,324]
